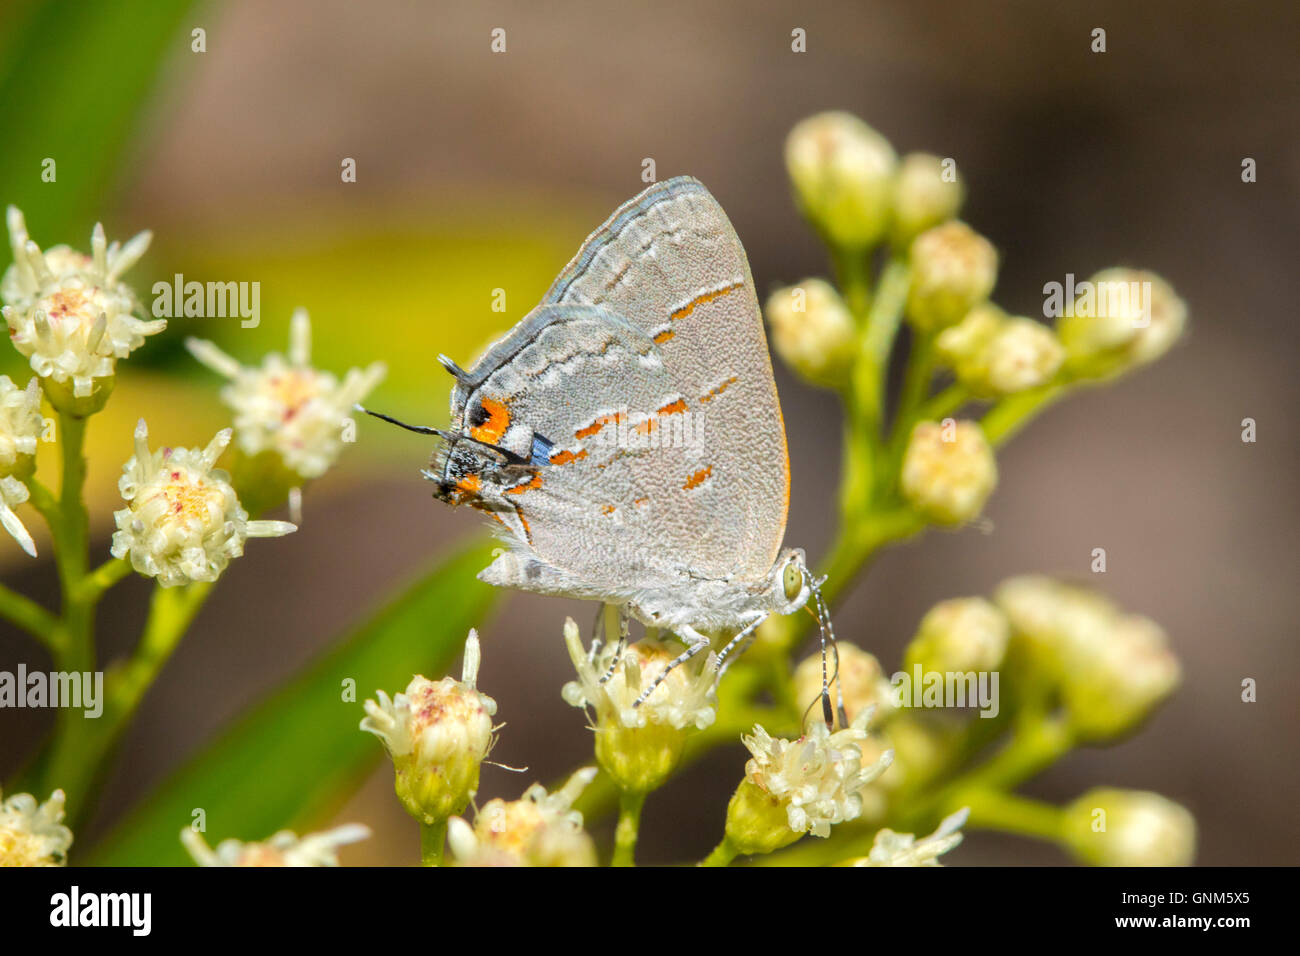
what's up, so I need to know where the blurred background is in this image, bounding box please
[0,0,1296,865]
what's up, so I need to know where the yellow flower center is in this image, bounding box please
[155,468,224,523]
[0,824,52,866]
[265,370,321,420]
[39,288,98,328]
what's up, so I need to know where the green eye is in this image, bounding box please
[783,560,802,602]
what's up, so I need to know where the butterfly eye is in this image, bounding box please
[782,559,803,602]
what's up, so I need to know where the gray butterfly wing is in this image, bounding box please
[446,303,745,597]
[540,177,790,581]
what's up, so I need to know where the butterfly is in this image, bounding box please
[365,177,841,721]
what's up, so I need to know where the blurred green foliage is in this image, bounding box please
[89,540,498,866]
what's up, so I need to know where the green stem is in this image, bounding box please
[420,819,447,866]
[981,382,1069,446]
[77,556,132,604]
[700,835,740,867]
[961,789,1065,842]
[899,712,1075,832]
[43,581,213,823]
[612,789,646,867]
[0,581,60,646]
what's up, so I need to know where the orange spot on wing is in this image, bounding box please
[549,448,588,466]
[633,417,657,436]
[683,466,713,490]
[505,473,543,496]
[633,496,649,507]
[575,411,625,439]
[470,396,511,444]
[601,504,616,516]
[700,376,738,403]
[657,398,688,416]
[670,281,744,321]
[653,328,675,344]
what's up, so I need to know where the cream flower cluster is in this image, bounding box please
[764,279,858,387]
[2,207,164,399]
[562,619,718,733]
[361,630,498,823]
[446,768,598,867]
[900,419,998,525]
[109,420,296,586]
[905,596,1010,674]
[936,304,1064,396]
[0,375,42,556]
[186,309,386,481]
[851,808,969,867]
[735,709,893,844]
[181,823,370,866]
[0,788,73,866]
[995,575,1181,738]
[1057,268,1186,378]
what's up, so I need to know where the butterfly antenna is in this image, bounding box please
[807,572,847,730]
[354,404,448,438]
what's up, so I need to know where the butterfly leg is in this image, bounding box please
[633,624,712,708]
[597,603,630,684]
[715,613,768,678]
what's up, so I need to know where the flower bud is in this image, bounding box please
[937,307,1063,396]
[1062,614,1181,741]
[900,419,998,525]
[0,788,72,866]
[906,222,998,332]
[765,279,857,387]
[724,711,892,856]
[1056,268,1186,379]
[905,597,1009,675]
[562,617,717,793]
[785,112,897,249]
[109,420,296,586]
[791,641,894,729]
[1063,788,1195,866]
[891,152,964,248]
[446,768,598,867]
[361,631,498,824]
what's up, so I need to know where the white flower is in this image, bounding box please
[361,630,498,823]
[109,419,296,586]
[0,788,73,866]
[446,768,598,867]
[186,309,385,482]
[562,617,718,792]
[729,709,893,851]
[181,823,369,866]
[852,807,969,866]
[563,619,717,733]
[2,206,163,399]
[900,419,998,525]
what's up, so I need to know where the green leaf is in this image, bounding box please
[0,0,198,237]
[88,539,499,866]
